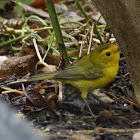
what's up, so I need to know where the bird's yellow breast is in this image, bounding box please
[65,64,119,95]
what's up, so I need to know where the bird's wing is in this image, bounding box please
[53,64,103,80]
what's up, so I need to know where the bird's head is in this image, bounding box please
[90,44,120,68]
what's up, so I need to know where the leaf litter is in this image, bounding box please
[0,0,139,139]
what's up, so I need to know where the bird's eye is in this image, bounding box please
[106,52,111,56]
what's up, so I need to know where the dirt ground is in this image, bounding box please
[0,0,140,139]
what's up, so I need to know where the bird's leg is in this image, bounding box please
[81,91,95,117]
[83,99,95,117]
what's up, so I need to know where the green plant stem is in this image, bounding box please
[0,34,29,47]
[15,0,25,20]
[43,32,55,61]
[45,0,70,68]
[94,15,103,44]
[75,0,92,25]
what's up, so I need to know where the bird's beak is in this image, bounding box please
[118,46,123,50]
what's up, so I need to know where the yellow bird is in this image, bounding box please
[9,44,120,116]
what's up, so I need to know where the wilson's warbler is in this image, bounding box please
[9,44,120,99]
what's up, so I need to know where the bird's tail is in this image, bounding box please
[28,72,57,82]
[6,71,59,85]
